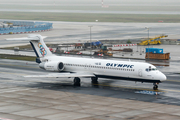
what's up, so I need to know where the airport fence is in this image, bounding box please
[0,21,53,35]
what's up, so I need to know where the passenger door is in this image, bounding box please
[138,69,142,77]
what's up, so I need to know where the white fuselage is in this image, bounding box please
[6,34,167,88]
[42,56,166,83]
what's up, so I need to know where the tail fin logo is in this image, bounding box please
[38,43,47,56]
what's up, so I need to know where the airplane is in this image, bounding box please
[6,34,166,90]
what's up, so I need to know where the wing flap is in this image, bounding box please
[24,72,95,78]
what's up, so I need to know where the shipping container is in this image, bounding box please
[146,48,163,54]
[145,52,170,60]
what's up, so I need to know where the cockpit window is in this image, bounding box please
[145,66,157,72]
[152,68,157,71]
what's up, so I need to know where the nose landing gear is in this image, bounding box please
[153,83,159,90]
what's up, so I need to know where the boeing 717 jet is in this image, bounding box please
[7,34,166,90]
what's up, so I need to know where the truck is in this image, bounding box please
[83,41,103,49]
[94,45,113,56]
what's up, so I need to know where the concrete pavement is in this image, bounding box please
[0,87,179,120]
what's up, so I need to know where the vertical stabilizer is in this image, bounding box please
[6,34,53,58]
[28,34,52,58]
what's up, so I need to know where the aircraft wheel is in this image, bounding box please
[74,77,81,86]
[91,76,98,84]
[153,85,158,90]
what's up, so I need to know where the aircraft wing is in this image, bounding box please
[24,72,95,78]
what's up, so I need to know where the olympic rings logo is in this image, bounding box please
[38,43,47,56]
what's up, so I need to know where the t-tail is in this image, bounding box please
[6,34,53,63]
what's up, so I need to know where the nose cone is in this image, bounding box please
[160,72,167,81]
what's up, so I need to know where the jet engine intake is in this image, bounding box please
[58,62,64,71]
[39,61,64,72]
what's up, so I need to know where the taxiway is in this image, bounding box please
[0,59,180,119]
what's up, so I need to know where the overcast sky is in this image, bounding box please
[0,0,179,4]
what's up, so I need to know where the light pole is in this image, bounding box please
[145,27,150,59]
[88,26,93,56]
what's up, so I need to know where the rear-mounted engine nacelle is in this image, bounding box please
[39,61,64,72]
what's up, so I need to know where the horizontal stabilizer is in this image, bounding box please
[6,34,51,58]
[6,35,47,41]
[6,37,39,41]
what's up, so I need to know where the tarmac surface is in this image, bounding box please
[1,22,180,47]
[0,59,180,119]
[0,22,180,119]
[1,9,180,15]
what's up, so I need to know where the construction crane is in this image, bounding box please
[138,34,168,46]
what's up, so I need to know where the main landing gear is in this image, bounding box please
[91,76,98,84]
[73,76,99,87]
[73,77,81,86]
[153,83,159,90]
